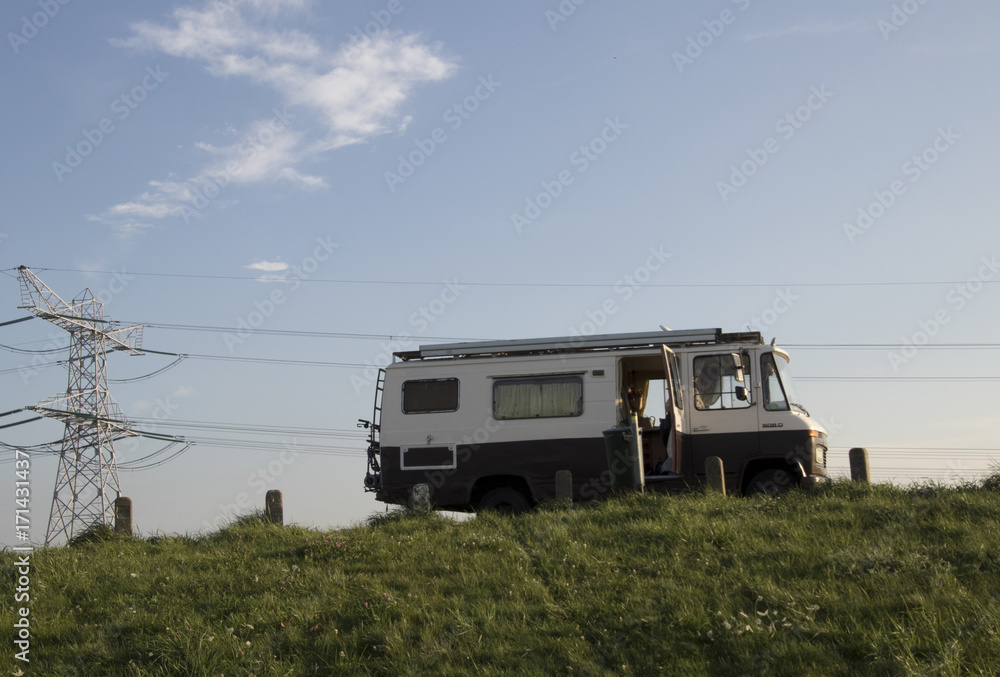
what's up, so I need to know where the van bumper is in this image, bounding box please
[801,474,829,490]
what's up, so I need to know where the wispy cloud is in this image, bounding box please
[93,0,457,233]
[743,20,866,42]
[246,259,290,282]
[246,260,289,272]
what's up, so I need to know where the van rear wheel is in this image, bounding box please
[746,468,795,497]
[477,487,531,515]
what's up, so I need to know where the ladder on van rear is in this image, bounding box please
[361,368,385,491]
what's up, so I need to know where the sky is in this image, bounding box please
[2,0,999,546]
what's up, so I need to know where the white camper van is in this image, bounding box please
[361,328,828,512]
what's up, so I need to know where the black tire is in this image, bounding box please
[477,487,532,515]
[746,468,796,497]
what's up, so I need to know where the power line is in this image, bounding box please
[14,266,1000,289]
[0,316,35,328]
[3,353,997,383]
[129,324,1000,350]
[0,362,61,377]
[140,322,478,342]
[829,446,1000,452]
[798,376,1000,382]
[786,343,1000,350]
[185,352,366,368]
[119,444,193,471]
[109,356,187,383]
[0,416,44,430]
[0,341,68,354]
[126,416,367,440]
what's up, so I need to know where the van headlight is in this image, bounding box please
[810,431,828,467]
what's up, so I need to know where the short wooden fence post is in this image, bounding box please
[265,490,283,524]
[114,497,132,536]
[849,448,871,483]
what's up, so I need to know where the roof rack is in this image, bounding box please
[396,328,763,361]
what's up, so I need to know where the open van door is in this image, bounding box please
[660,345,684,475]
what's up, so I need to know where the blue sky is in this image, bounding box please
[2,0,999,544]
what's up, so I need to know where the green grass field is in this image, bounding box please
[4,479,1000,675]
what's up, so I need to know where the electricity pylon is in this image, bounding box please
[17,266,143,545]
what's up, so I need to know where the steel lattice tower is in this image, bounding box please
[17,267,143,545]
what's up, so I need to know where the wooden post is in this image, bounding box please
[411,483,431,511]
[265,490,283,524]
[114,497,132,536]
[705,457,726,496]
[849,448,871,483]
[555,470,572,502]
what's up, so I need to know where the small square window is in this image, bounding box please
[402,378,459,414]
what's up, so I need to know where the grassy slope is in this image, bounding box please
[3,481,1000,676]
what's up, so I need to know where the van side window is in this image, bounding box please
[693,355,751,411]
[402,378,459,414]
[493,375,583,420]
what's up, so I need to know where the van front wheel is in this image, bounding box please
[477,487,531,515]
[746,468,795,497]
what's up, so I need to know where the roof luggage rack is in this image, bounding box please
[395,328,763,361]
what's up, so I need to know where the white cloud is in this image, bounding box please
[173,385,196,398]
[246,260,289,272]
[97,0,457,231]
[246,259,290,282]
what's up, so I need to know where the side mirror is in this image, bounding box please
[735,385,748,402]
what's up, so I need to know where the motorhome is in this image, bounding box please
[361,328,828,512]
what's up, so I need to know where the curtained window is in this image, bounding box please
[493,375,583,420]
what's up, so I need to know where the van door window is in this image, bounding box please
[668,351,684,411]
[760,353,789,411]
[693,354,751,411]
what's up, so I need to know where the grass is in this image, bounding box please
[3,479,1000,675]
